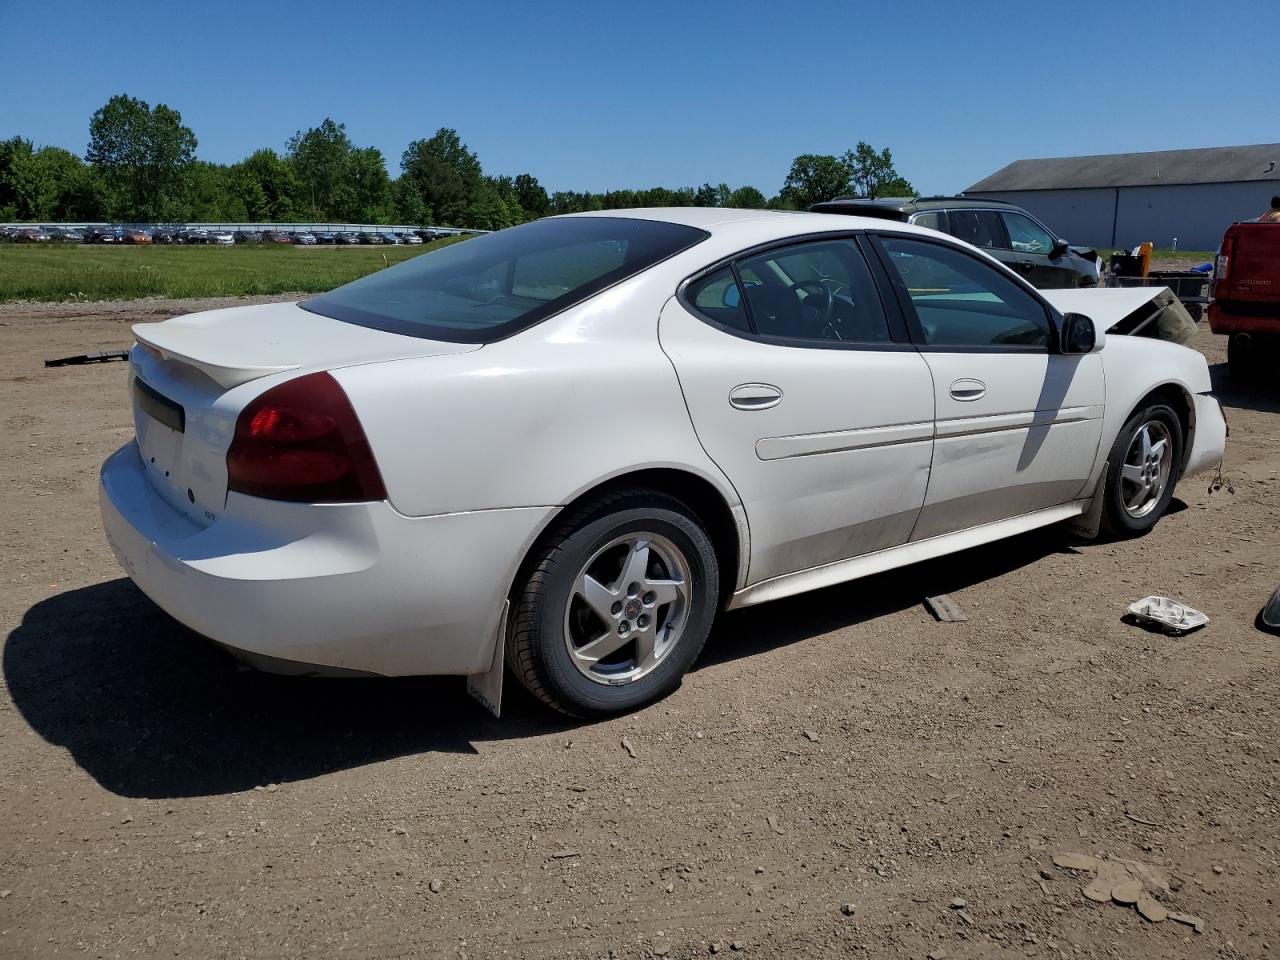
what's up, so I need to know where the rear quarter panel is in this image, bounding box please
[331,271,741,522]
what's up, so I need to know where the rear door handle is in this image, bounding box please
[729,383,783,410]
[949,378,987,401]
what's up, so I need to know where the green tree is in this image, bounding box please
[549,190,588,215]
[779,154,852,209]
[86,94,197,220]
[0,139,100,220]
[400,128,484,227]
[727,185,766,209]
[469,186,517,231]
[345,147,395,223]
[34,147,99,220]
[287,118,354,219]
[693,183,721,207]
[393,176,429,225]
[842,142,914,199]
[513,173,549,219]
[233,148,301,221]
[185,161,233,220]
[0,136,29,219]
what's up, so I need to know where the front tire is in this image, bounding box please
[508,489,720,718]
[1100,402,1183,537]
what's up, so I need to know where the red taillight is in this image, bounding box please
[1215,236,1233,282]
[226,372,387,503]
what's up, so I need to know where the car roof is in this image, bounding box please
[559,206,913,235]
[811,195,1020,216]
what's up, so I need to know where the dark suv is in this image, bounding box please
[810,196,1099,289]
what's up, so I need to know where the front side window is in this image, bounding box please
[304,217,708,342]
[1001,212,1056,255]
[879,236,1050,349]
[945,209,1008,249]
[733,239,890,343]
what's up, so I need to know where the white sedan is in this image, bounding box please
[100,209,1227,716]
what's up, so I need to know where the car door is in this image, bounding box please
[998,210,1077,289]
[659,236,936,585]
[871,233,1104,542]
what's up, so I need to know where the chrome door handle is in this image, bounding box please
[949,378,986,401]
[728,383,783,410]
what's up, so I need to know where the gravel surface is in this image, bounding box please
[2,298,1278,959]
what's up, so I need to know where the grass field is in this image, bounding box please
[0,237,470,303]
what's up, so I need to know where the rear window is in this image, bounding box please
[302,217,708,342]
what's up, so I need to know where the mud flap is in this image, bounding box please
[1067,464,1109,540]
[466,601,508,718]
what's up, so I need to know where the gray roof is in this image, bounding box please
[966,143,1280,192]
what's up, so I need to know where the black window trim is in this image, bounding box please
[676,230,914,353]
[866,231,1065,355]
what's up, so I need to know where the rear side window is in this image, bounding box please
[910,211,946,231]
[946,209,1008,249]
[303,217,708,342]
[686,267,751,332]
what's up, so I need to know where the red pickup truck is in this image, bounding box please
[1209,221,1280,381]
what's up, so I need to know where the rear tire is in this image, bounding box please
[1100,402,1183,537]
[1227,333,1260,383]
[508,489,719,718]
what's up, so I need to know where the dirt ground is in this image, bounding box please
[1,295,1278,960]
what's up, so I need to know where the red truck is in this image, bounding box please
[1209,220,1280,381]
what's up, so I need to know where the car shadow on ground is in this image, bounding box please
[6,526,1077,800]
[1209,362,1280,415]
[3,578,573,799]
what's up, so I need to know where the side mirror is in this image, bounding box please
[1060,312,1104,354]
[1050,237,1070,259]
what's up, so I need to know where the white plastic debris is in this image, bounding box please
[1125,596,1208,635]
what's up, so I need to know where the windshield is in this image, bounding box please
[302,216,708,342]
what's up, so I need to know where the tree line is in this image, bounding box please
[0,93,915,228]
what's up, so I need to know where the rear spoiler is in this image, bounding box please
[133,323,300,389]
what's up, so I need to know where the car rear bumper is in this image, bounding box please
[1184,392,1228,479]
[99,441,553,677]
[1208,301,1280,336]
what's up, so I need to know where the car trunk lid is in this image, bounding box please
[129,300,479,525]
[132,299,477,388]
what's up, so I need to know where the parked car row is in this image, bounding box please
[2,226,82,243]
[1,225,451,245]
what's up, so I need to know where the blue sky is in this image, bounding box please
[2,0,1276,197]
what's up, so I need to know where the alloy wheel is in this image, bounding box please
[1120,420,1173,519]
[562,533,691,685]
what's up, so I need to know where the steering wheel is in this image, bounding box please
[788,281,834,331]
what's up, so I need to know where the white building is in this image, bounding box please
[965,143,1280,251]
